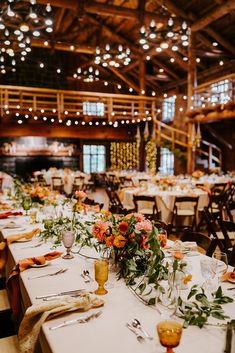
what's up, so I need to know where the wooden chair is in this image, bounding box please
[203,207,228,252]
[0,336,19,353]
[106,188,127,214]
[119,176,134,188]
[51,177,64,193]
[171,196,199,231]
[180,229,222,257]
[83,174,96,192]
[133,195,161,220]
[72,176,85,193]
[138,178,148,186]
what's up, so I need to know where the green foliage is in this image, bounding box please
[177,285,233,328]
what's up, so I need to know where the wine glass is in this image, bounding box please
[156,276,179,319]
[156,320,183,353]
[22,196,32,215]
[61,230,75,259]
[200,257,215,290]
[211,252,228,284]
[94,259,109,295]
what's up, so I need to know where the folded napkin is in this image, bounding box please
[221,269,235,282]
[18,294,104,353]
[7,228,41,245]
[0,211,23,219]
[7,251,62,316]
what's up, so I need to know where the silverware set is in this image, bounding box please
[35,289,85,300]
[49,310,102,330]
[28,268,68,280]
[81,270,94,283]
[126,318,153,342]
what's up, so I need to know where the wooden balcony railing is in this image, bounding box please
[0,85,161,121]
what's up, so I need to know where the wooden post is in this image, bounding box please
[187,30,197,174]
[139,61,145,118]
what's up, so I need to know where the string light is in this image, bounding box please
[94,44,131,68]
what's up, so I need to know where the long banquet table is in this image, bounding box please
[0,216,235,353]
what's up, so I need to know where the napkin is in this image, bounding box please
[0,211,23,219]
[7,228,41,245]
[221,269,235,282]
[18,294,104,353]
[7,251,62,316]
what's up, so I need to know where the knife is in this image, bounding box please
[224,323,232,353]
[49,310,102,330]
[36,289,85,299]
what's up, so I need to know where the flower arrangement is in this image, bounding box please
[73,190,87,213]
[90,212,168,283]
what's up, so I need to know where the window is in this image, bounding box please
[162,96,175,122]
[83,145,106,173]
[210,79,232,104]
[159,148,174,175]
[83,102,105,116]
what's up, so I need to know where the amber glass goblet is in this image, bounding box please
[94,259,109,295]
[157,320,183,353]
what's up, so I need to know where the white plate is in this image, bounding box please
[30,261,49,268]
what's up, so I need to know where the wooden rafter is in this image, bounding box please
[107,66,140,93]
[31,39,96,54]
[191,0,235,32]
[36,0,180,24]
[153,0,235,55]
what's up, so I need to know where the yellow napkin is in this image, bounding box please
[7,228,40,245]
[18,295,104,353]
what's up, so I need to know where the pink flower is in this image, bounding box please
[75,190,87,199]
[126,213,145,222]
[135,220,152,233]
[92,221,110,242]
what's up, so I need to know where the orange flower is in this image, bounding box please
[118,221,129,234]
[183,274,192,285]
[157,233,167,248]
[113,235,127,248]
[141,235,149,249]
[92,221,110,243]
[173,251,184,260]
[105,235,115,247]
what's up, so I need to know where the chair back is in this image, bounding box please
[172,196,199,230]
[51,177,63,192]
[181,230,211,252]
[133,195,160,219]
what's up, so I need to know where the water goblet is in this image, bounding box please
[29,209,37,224]
[61,230,75,259]
[22,196,32,216]
[211,252,228,285]
[200,257,215,290]
[94,259,109,295]
[156,320,183,353]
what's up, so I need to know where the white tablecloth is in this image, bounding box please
[0,214,234,353]
[121,187,209,223]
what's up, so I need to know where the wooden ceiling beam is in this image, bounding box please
[154,0,235,55]
[37,0,179,23]
[107,66,140,93]
[54,8,65,33]
[31,39,96,54]
[191,0,235,32]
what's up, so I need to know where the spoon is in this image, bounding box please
[83,270,94,282]
[132,318,153,340]
[126,323,145,343]
[80,274,90,283]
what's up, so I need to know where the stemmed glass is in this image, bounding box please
[211,252,228,285]
[156,320,183,353]
[61,230,75,259]
[22,196,32,215]
[94,259,109,295]
[200,257,215,290]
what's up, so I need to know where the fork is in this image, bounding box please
[49,311,102,330]
[28,268,68,280]
[126,323,145,343]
